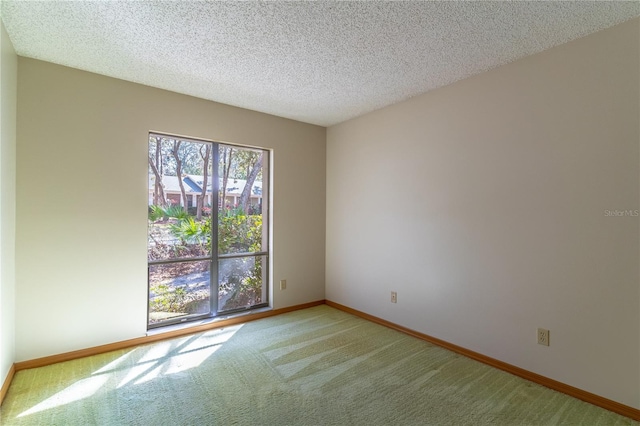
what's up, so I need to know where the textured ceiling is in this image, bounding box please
[2,1,639,127]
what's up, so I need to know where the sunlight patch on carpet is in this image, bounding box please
[18,375,109,417]
[93,349,137,375]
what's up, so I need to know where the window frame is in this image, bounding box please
[147,132,270,329]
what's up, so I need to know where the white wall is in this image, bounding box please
[0,17,17,386]
[16,59,326,361]
[326,18,639,408]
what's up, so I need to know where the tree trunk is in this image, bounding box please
[221,147,233,214]
[155,138,161,205]
[196,144,211,220]
[149,137,166,206]
[172,141,189,209]
[238,153,263,214]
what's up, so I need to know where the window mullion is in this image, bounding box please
[211,142,220,316]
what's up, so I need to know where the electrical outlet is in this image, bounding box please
[391,291,397,303]
[537,328,549,346]
[280,279,287,290]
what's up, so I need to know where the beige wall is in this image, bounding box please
[16,59,326,361]
[0,17,17,387]
[327,18,640,408]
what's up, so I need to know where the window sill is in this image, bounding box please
[146,306,273,337]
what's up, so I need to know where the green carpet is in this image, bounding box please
[1,305,637,425]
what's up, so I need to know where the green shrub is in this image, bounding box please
[164,205,190,220]
[170,216,211,246]
[218,214,262,253]
[148,204,190,222]
[150,284,188,313]
[149,205,165,222]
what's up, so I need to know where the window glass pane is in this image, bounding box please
[148,260,211,325]
[218,255,266,312]
[148,135,213,262]
[218,145,267,255]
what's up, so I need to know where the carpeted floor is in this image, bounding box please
[1,305,637,425]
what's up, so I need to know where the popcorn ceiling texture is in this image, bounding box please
[2,1,639,126]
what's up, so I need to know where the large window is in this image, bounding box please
[147,133,269,328]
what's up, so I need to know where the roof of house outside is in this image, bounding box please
[149,175,262,197]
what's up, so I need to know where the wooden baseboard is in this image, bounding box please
[0,364,16,406]
[325,300,640,421]
[14,300,325,372]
